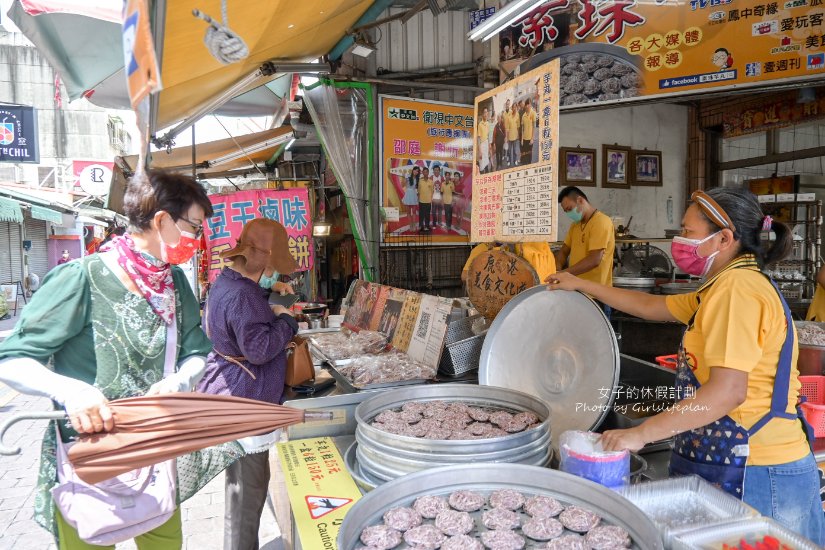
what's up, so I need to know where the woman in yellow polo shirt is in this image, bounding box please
[547,188,823,544]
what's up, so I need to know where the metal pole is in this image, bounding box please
[356,77,486,94]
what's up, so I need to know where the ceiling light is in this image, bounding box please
[209,133,294,167]
[285,138,296,150]
[467,0,533,42]
[798,87,817,104]
[313,221,332,237]
[351,39,376,58]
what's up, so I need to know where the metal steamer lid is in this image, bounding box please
[479,286,620,448]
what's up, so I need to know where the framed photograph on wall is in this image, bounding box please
[632,150,663,186]
[602,144,631,189]
[560,147,596,187]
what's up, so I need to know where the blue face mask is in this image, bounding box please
[259,271,279,290]
[565,207,583,223]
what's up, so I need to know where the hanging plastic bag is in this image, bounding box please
[559,431,629,489]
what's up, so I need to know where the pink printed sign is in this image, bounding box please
[205,188,314,282]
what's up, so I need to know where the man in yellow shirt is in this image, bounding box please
[461,242,555,284]
[417,166,434,232]
[554,186,615,287]
[521,99,537,165]
[442,171,455,230]
[477,108,491,174]
[504,100,521,168]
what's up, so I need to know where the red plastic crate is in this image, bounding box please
[655,355,678,370]
[799,375,825,438]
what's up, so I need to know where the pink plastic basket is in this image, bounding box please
[799,375,825,438]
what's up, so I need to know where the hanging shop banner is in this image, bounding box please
[205,188,314,282]
[0,105,39,164]
[379,96,474,244]
[276,437,361,550]
[343,279,454,369]
[471,61,560,243]
[122,0,162,109]
[723,88,825,136]
[497,0,825,107]
[73,160,114,197]
[470,7,497,29]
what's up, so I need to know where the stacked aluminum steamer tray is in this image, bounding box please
[337,464,664,550]
[349,385,552,490]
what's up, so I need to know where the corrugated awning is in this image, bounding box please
[0,198,23,224]
[0,187,76,215]
[30,205,63,224]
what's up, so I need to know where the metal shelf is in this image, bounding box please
[764,200,822,301]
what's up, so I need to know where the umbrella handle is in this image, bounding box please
[0,411,67,456]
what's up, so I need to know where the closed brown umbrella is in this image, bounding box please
[0,393,331,484]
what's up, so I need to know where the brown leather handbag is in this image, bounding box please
[285,335,314,386]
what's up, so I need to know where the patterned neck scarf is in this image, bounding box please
[103,234,176,325]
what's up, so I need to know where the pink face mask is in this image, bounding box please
[160,223,199,265]
[671,232,720,277]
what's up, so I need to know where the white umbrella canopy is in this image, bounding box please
[8,0,123,101]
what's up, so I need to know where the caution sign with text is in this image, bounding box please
[277,437,361,549]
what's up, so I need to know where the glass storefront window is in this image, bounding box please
[777,121,825,153]
[720,133,767,162]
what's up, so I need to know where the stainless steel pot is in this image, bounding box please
[305,315,326,330]
[614,276,656,291]
[629,452,648,483]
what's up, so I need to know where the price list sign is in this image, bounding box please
[502,166,553,237]
[473,172,502,240]
[471,60,560,242]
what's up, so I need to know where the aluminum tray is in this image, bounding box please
[355,440,552,478]
[614,276,657,288]
[325,362,432,392]
[479,287,619,451]
[617,476,758,546]
[336,463,663,550]
[354,427,552,464]
[355,384,551,454]
[672,517,820,550]
[344,441,380,492]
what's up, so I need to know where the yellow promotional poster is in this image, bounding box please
[379,96,474,244]
[122,0,162,109]
[276,437,362,550]
[496,0,825,107]
[472,60,560,243]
